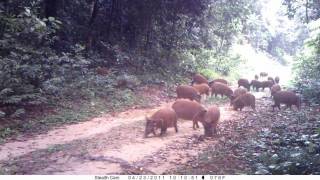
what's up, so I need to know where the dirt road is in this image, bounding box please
[0,91,268,174]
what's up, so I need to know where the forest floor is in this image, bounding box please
[0,85,319,175]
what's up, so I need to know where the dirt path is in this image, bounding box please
[0,91,269,175]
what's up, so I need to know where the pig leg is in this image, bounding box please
[192,119,197,130]
[160,127,167,136]
[174,120,178,133]
[152,129,157,136]
[192,119,200,129]
[252,105,256,112]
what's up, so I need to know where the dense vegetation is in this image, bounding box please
[0,0,319,125]
[0,0,320,176]
[282,0,320,104]
[0,0,258,118]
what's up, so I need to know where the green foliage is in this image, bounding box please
[198,69,220,80]
[283,0,320,22]
[293,19,320,103]
[0,0,262,120]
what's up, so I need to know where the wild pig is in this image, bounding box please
[193,83,210,96]
[275,76,280,84]
[271,84,281,97]
[260,72,268,77]
[230,87,248,105]
[194,106,220,137]
[172,99,206,129]
[261,80,274,91]
[144,108,178,137]
[191,74,208,85]
[210,82,233,98]
[272,91,301,111]
[267,77,275,84]
[233,93,256,111]
[250,80,262,91]
[238,78,250,91]
[176,85,201,102]
[254,74,259,80]
[209,79,228,86]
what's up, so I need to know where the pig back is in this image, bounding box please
[172,99,205,120]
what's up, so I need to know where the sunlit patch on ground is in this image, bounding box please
[232,43,293,86]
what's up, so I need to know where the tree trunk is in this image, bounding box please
[106,0,115,42]
[86,0,99,51]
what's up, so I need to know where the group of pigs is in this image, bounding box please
[144,73,301,138]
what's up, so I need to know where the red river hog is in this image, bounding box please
[275,76,280,84]
[271,84,281,97]
[172,99,206,129]
[192,74,208,85]
[210,82,233,98]
[194,106,220,137]
[233,93,256,111]
[260,72,268,77]
[176,85,201,102]
[250,80,262,92]
[238,78,250,91]
[209,78,228,86]
[267,77,275,84]
[230,87,248,105]
[144,108,178,137]
[272,91,301,111]
[261,80,274,91]
[193,83,210,96]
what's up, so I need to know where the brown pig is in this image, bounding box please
[230,87,248,105]
[172,99,206,129]
[238,78,250,91]
[191,74,208,85]
[144,108,178,137]
[233,93,256,111]
[260,72,268,77]
[176,85,201,102]
[250,80,262,92]
[193,83,210,96]
[271,84,281,97]
[261,80,274,91]
[210,82,233,98]
[275,76,280,84]
[267,77,275,84]
[194,106,220,137]
[209,79,228,86]
[272,91,301,111]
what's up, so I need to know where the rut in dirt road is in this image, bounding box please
[0,91,269,174]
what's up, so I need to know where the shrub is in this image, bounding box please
[293,19,320,104]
